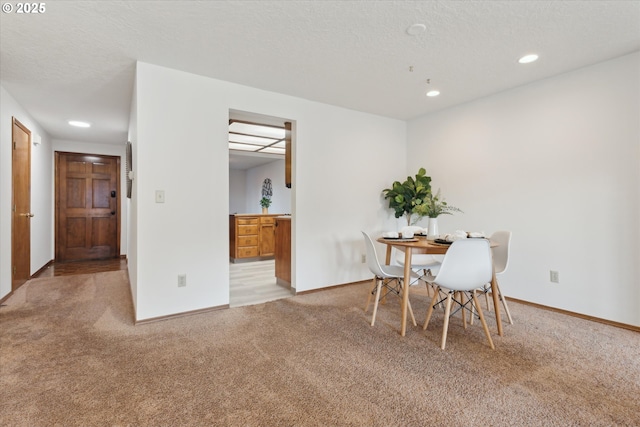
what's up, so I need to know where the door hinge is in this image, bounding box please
[13,141,17,150]
[13,265,16,276]
[13,205,16,212]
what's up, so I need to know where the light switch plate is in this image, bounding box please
[155,190,165,203]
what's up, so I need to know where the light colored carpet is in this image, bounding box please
[1,271,639,426]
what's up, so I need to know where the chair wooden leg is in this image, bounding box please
[364,276,377,312]
[370,278,383,327]
[423,287,440,330]
[498,284,514,325]
[424,276,431,298]
[440,292,453,350]
[459,292,467,329]
[437,288,445,309]
[407,296,417,327]
[472,292,495,350]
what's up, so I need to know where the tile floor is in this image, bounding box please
[229,259,294,307]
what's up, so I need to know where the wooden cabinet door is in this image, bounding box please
[56,152,120,261]
[260,222,275,256]
[275,218,291,285]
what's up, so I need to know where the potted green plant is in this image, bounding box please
[260,178,273,214]
[412,189,462,219]
[382,167,432,225]
[412,188,462,239]
[260,197,272,214]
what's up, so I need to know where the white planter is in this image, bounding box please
[427,217,439,240]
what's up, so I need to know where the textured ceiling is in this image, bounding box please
[1,0,639,146]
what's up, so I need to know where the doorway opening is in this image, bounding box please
[228,110,294,307]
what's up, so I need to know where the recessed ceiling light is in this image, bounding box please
[68,120,91,128]
[406,23,426,36]
[518,54,539,64]
[426,90,440,97]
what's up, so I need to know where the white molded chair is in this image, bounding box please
[422,239,495,350]
[362,231,419,327]
[474,231,513,325]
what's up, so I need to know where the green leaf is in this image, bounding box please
[381,168,434,220]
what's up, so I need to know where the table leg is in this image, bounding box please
[491,267,504,336]
[401,247,412,337]
[384,245,392,265]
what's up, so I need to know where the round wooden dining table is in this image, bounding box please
[376,236,504,337]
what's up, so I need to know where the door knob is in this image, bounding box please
[19,213,34,218]
[111,211,116,215]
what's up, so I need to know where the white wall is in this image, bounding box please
[52,140,128,257]
[30,123,53,274]
[229,160,291,215]
[407,52,640,326]
[127,81,138,311]
[131,62,405,320]
[245,159,290,214]
[0,86,53,299]
[229,169,247,214]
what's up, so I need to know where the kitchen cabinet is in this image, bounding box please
[259,216,276,256]
[229,214,280,262]
[275,216,291,286]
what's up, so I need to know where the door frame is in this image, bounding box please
[11,117,31,291]
[227,110,296,305]
[54,151,121,261]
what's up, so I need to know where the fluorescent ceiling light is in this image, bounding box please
[229,122,285,139]
[68,120,91,128]
[229,142,262,151]
[228,120,286,156]
[229,134,279,146]
[518,54,539,64]
[259,147,286,155]
[229,142,285,155]
[426,90,440,97]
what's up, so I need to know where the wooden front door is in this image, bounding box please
[11,118,31,291]
[55,152,120,261]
